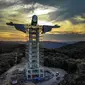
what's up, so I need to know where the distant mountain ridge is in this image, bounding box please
[0,41,69,52]
[41,41,68,49]
[0,41,84,53]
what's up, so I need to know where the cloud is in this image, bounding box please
[0,31,27,41]
[1,0,85,24]
[0,0,21,10]
[49,0,85,24]
[0,0,58,25]
[69,15,85,24]
[0,0,85,42]
[19,0,85,24]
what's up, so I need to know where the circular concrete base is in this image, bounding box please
[1,62,67,85]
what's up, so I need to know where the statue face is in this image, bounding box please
[32,15,38,22]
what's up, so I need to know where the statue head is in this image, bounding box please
[31,15,38,26]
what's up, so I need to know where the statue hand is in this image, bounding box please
[6,22,14,25]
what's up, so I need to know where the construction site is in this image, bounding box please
[0,15,67,85]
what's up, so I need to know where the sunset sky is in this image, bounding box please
[0,0,85,42]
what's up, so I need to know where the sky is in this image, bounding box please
[0,0,85,42]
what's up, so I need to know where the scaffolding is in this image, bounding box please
[25,26,44,80]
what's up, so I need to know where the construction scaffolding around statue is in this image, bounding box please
[25,25,44,80]
[6,15,60,80]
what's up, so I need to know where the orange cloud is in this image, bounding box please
[0,32,27,41]
[49,20,85,34]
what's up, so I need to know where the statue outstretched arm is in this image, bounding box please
[42,24,60,33]
[6,22,26,33]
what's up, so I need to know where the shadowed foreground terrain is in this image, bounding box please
[0,41,85,85]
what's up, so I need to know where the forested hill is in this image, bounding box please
[55,41,85,59]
